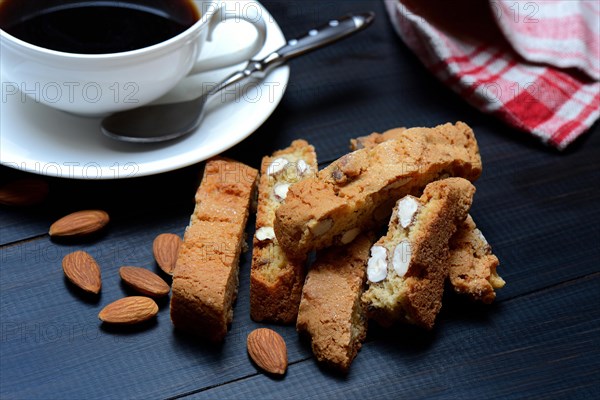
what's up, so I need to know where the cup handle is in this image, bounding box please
[189,5,267,75]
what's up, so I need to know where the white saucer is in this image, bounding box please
[0,2,289,180]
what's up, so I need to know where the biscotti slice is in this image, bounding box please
[448,215,505,303]
[362,178,475,329]
[349,129,504,303]
[349,127,406,150]
[296,234,373,373]
[275,122,482,259]
[170,158,258,342]
[251,140,318,323]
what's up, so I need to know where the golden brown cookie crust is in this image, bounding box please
[448,215,505,303]
[275,122,482,259]
[349,127,406,151]
[296,234,373,372]
[170,157,258,342]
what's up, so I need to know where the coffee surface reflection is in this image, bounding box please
[0,0,200,54]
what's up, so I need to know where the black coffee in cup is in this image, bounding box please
[0,0,200,54]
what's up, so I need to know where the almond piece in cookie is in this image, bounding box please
[362,178,475,329]
[251,140,318,324]
[349,128,504,303]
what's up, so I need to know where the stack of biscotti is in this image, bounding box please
[270,122,505,372]
[274,122,482,259]
[362,178,475,329]
[170,157,258,342]
[274,123,481,371]
[351,128,505,303]
[296,234,373,372]
[250,140,318,323]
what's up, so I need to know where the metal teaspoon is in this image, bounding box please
[100,12,375,143]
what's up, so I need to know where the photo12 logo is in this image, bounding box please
[1,321,137,344]
[1,81,140,104]
[489,1,540,23]
[202,1,276,24]
[3,161,140,179]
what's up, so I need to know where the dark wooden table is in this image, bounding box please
[1,1,599,398]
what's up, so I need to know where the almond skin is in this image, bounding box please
[119,266,170,297]
[50,210,109,237]
[0,178,49,206]
[152,233,181,275]
[62,250,102,294]
[98,296,158,324]
[247,328,288,375]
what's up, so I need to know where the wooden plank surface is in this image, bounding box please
[185,274,600,399]
[1,1,599,399]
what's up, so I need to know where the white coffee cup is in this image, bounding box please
[0,0,267,116]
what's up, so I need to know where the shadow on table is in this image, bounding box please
[63,276,102,305]
[118,281,171,310]
[99,318,159,335]
[364,290,503,357]
[170,328,227,355]
[368,322,438,353]
[439,291,503,325]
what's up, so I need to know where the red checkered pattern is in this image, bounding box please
[385,0,600,149]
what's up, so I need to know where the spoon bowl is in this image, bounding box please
[101,96,207,143]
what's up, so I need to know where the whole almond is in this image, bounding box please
[0,178,49,206]
[98,296,158,324]
[247,328,288,375]
[153,233,181,275]
[50,210,109,237]
[119,266,170,297]
[62,250,102,294]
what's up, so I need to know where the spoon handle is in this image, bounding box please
[271,12,375,64]
[206,12,375,97]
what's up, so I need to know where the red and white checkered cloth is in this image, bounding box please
[385,0,600,149]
